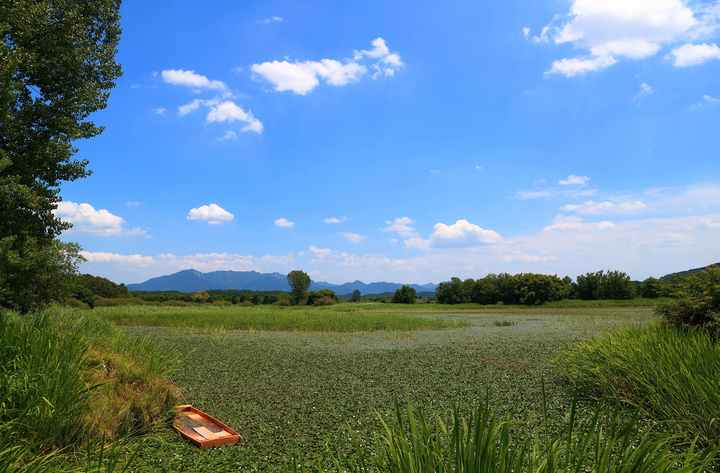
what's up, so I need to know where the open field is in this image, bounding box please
[96,303,658,471]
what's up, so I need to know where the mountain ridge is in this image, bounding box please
[126,269,437,295]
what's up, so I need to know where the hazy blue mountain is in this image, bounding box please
[127,270,436,295]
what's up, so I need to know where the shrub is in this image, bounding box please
[656,267,720,335]
[307,289,338,306]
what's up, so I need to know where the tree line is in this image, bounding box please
[435,270,675,305]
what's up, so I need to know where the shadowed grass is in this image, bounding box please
[95,304,468,332]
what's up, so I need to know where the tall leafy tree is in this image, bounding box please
[287,270,311,305]
[0,0,122,312]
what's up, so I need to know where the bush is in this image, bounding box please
[558,324,720,445]
[307,289,338,306]
[656,267,720,335]
[392,285,417,304]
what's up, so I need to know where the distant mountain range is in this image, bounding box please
[126,269,437,296]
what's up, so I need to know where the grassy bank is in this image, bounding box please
[558,324,720,446]
[94,304,468,332]
[0,307,180,470]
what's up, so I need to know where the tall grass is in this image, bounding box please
[558,324,720,446]
[320,402,716,472]
[0,307,179,469]
[94,304,467,332]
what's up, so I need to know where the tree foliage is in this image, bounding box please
[0,0,122,311]
[576,270,635,300]
[350,289,362,302]
[436,273,571,305]
[392,285,417,304]
[657,267,720,336]
[287,270,311,305]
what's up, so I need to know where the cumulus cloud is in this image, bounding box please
[323,216,347,224]
[341,232,366,243]
[635,82,654,100]
[543,215,616,232]
[220,130,238,142]
[206,101,264,133]
[187,203,234,224]
[161,69,228,91]
[670,42,720,67]
[535,0,719,77]
[406,219,502,249]
[274,217,295,228]
[54,201,145,236]
[561,199,648,215]
[559,174,590,186]
[252,37,402,95]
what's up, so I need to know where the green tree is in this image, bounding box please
[392,285,417,304]
[350,289,362,302]
[287,270,311,305]
[0,0,122,312]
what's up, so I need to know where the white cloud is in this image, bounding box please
[80,251,154,266]
[323,216,347,224]
[187,203,234,225]
[383,217,417,238]
[561,199,648,215]
[220,130,238,142]
[537,0,718,76]
[274,217,295,228]
[635,82,654,100]
[522,27,531,39]
[152,107,167,115]
[341,232,366,243]
[670,43,720,67]
[543,215,616,232]
[308,245,332,258]
[705,94,720,104]
[161,69,227,91]
[559,174,590,186]
[54,201,145,236]
[251,60,366,95]
[252,37,402,95]
[408,219,501,249]
[547,55,617,77]
[178,98,214,117]
[259,16,284,24]
[206,101,264,134]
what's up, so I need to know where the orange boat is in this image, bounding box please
[173,405,241,448]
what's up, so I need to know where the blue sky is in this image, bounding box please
[60,0,720,284]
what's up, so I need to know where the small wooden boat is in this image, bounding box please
[173,405,241,448]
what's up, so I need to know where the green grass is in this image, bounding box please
[116,305,657,471]
[0,307,179,471]
[558,324,720,446]
[94,303,469,332]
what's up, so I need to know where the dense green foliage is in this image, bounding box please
[656,267,720,336]
[350,289,362,302]
[392,285,417,304]
[0,0,122,312]
[288,270,312,304]
[559,324,720,446]
[0,307,177,469]
[436,274,572,305]
[575,270,635,300]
